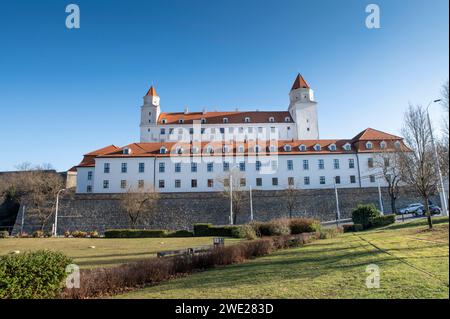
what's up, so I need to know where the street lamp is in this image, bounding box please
[426,99,448,216]
[53,188,66,237]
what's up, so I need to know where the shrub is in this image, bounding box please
[318,227,343,239]
[0,231,8,238]
[71,230,88,238]
[289,218,321,234]
[351,204,381,229]
[32,230,45,238]
[193,224,242,237]
[267,219,291,236]
[230,224,258,240]
[371,215,396,228]
[88,231,100,238]
[193,224,212,236]
[0,250,72,299]
[343,224,364,233]
[104,229,168,238]
[167,230,194,237]
[250,221,271,237]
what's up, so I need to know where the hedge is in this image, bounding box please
[104,229,169,238]
[193,224,241,237]
[0,250,72,299]
[371,215,396,228]
[166,230,194,237]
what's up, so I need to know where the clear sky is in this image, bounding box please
[0,0,448,171]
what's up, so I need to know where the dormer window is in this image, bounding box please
[176,146,184,154]
[223,118,229,123]
[328,144,337,151]
[161,119,167,124]
[299,144,306,151]
[343,143,351,151]
[365,141,373,149]
[314,144,321,151]
[178,119,184,124]
[238,145,245,153]
[253,145,262,153]
[380,141,387,149]
[123,148,131,155]
[283,145,292,152]
[223,145,229,153]
[205,146,214,154]
[160,147,167,154]
[269,145,277,152]
[394,141,401,149]
[284,117,291,123]
[192,146,200,154]
[269,117,275,123]
[244,117,251,123]
[201,118,206,124]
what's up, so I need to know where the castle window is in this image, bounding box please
[175,163,181,173]
[223,162,230,172]
[370,175,376,183]
[303,160,309,170]
[254,145,261,153]
[368,158,374,168]
[160,147,167,154]
[299,144,307,151]
[319,176,326,185]
[350,175,356,184]
[103,180,109,189]
[208,179,214,188]
[161,119,167,124]
[269,117,275,123]
[287,160,294,170]
[285,117,291,122]
[175,180,181,188]
[335,176,341,184]
[314,144,321,151]
[283,145,292,152]
[201,118,206,124]
[380,141,387,149]
[223,145,229,153]
[349,158,355,169]
[191,162,197,172]
[139,163,145,173]
[304,176,310,185]
[240,178,246,187]
[238,145,245,153]
[121,163,127,173]
[179,119,184,124]
[318,159,325,170]
[256,160,261,171]
[333,159,340,169]
[192,146,199,154]
[272,178,278,186]
[120,180,127,189]
[394,141,401,149]
[256,178,262,186]
[288,177,295,186]
[159,180,165,188]
[239,162,246,172]
[223,118,229,123]
[343,143,351,151]
[87,171,93,180]
[104,163,110,173]
[366,141,373,149]
[207,162,214,172]
[244,117,251,123]
[86,185,92,193]
[191,179,197,188]
[205,146,214,154]
[160,128,165,135]
[329,144,337,151]
[138,180,144,188]
[123,148,131,155]
[269,145,277,152]
[159,163,165,173]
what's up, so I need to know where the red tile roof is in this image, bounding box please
[291,74,310,90]
[351,128,402,141]
[146,86,158,97]
[158,111,293,125]
[76,145,120,168]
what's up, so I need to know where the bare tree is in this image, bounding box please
[438,80,449,179]
[119,186,160,228]
[284,183,298,218]
[216,168,247,225]
[400,104,439,229]
[373,149,403,215]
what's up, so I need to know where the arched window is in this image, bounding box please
[178,119,184,124]
[223,118,229,123]
[329,144,337,151]
[343,143,351,151]
[268,117,275,123]
[269,145,277,152]
[380,141,387,149]
[161,119,167,124]
[365,141,373,149]
[191,146,199,154]
[314,144,321,151]
[394,141,401,149]
[283,144,292,152]
[201,118,206,124]
[160,147,167,154]
[299,144,306,151]
[176,146,184,154]
[244,117,251,123]
[238,145,245,153]
[284,117,291,122]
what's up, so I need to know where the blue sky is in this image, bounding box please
[0,0,448,171]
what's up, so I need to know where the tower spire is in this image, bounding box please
[146,86,158,97]
[291,73,310,91]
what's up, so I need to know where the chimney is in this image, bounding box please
[184,106,189,114]
[202,108,207,114]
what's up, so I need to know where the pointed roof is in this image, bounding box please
[291,73,310,91]
[352,128,402,141]
[146,86,158,97]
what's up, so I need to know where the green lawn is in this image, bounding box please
[117,217,449,299]
[0,237,241,269]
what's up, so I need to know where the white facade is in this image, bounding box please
[75,75,404,194]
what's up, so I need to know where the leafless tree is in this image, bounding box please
[400,104,439,229]
[284,183,298,218]
[119,186,160,228]
[216,168,247,225]
[438,80,449,179]
[0,164,64,231]
[373,149,403,215]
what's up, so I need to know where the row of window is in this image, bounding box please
[158,126,284,136]
[99,174,379,191]
[160,116,291,125]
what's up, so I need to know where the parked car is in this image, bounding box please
[414,205,442,216]
[398,203,424,215]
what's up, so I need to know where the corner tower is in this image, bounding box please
[288,74,319,139]
[140,86,160,142]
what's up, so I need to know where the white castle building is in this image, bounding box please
[74,74,405,194]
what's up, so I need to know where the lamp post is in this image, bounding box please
[426,99,448,216]
[53,188,66,237]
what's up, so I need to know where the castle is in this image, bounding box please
[74,74,404,194]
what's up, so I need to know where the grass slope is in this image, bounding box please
[0,237,241,268]
[117,217,449,299]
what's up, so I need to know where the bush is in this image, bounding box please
[318,227,343,239]
[71,230,88,238]
[193,224,242,237]
[230,225,258,240]
[0,231,8,238]
[104,229,169,238]
[32,230,45,238]
[167,230,194,237]
[267,219,291,236]
[343,224,364,233]
[289,218,321,234]
[0,250,72,299]
[88,231,100,238]
[351,204,381,229]
[371,215,396,228]
[193,224,212,236]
